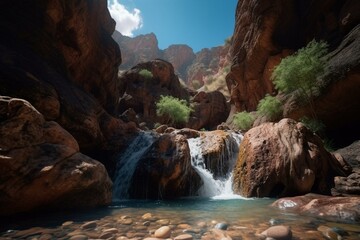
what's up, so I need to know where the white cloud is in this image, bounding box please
[108,1,143,37]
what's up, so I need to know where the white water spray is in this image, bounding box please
[113,132,154,200]
[188,132,244,199]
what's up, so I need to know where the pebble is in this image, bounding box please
[62,221,74,228]
[38,234,52,240]
[103,228,119,234]
[99,231,114,239]
[81,220,97,230]
[317,225,341,240]
[156,219,170,225]
[154,226,171,238]
[143,221,151,226]
[261,225,292,240]
[174,233,193,240]
[215,222,228,230]
[196,221,207,228]
[69,235,88,240]
[142,213,153,220]
[177,224,191,229]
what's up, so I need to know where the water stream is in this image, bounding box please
[113,131,155,200]
[187,132,243,199]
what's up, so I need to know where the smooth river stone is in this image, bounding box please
[142,213,153,220]
[261,225,292,240]
[157,219,170,225]
[174,233,194,240]
[81,220,97,229]
[215,222,228,230]
[155,226,171,238]
[69,235,88,240]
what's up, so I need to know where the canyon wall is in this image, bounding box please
[227,0,360,145]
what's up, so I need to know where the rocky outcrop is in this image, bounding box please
[129,132,201,199]
[0,97,112,216]
[227,0,360,145]
[163,44,196,80]
[232,118,351,198]
[113,31,160,70]
[198,130,241,179]
[118,60,229,130]
[272,194,360,222]
[0,0,137,154]
[113,31,231,86]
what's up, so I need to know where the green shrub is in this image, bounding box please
[156,95,193,124]
[271,40,328,101]
[233,111,254,131]
[139,69,153,79]
[256,95,283,120]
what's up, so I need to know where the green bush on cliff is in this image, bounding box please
[139,69,153,79]
[256,95,283,120]
[271,40,329,102]
[156,95,193,124]
[233,111,254,131]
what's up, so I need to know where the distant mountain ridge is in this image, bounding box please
[112,30,231,85]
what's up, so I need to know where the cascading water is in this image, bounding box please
[188,132,243,199]
[113,132,154,200]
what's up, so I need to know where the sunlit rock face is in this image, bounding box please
[118,60,229,130]
[0,97,112,216]
[227,0,360,146]
[232,118,351,198]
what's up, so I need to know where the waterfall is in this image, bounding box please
[188,132,243,199]
[113,132,154,200]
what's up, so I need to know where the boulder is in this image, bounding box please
[199,130,241,179]
[128,132,201,199]
[0,98,112,216]
[232,118,350,197]
[272,194,360,222]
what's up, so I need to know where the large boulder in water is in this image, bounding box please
[0,97,112,216]
[232,118,351,197]
[114,131,201,199]
[272,193,360,222]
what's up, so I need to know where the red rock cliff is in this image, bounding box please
[227,0,360,145]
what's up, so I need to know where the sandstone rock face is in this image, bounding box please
[227,0,360,144]
[113,31,231,86]
[188,91,230,130]
[232,118,350,197]
[0,97,112,216]
[0,0,137,154]
[113,32,160,70]
[128,132,201,199]
[118,60,228,130]
[0,0,121,114]
[272,194,360,222]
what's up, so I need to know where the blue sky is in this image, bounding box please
[108,0,237,52]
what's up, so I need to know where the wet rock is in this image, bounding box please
[39,234,53,240]
[261,225,292,240]
[233,119,350,197]
[156,219,170,225]
[69,235,88,240]
[215,222,228,230]
[273,194,360,222]
[103,228,119,234]
[317,226,341,240]
[142,213,153,220]
[202,229,232,240]
[81,221,97,230]
[174,233,193,240]
[154,226,171,238]
[177,224,192,229]
[99,231,114,239]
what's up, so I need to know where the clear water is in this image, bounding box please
[1,198,360,239]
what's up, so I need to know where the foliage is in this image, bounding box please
[156,95,193,124]
[224,36,232,45]
[271,40,329,101]
[233,111,255,131]
[139,69,153,79]
[300,117,325,134]
[256,95,283,120]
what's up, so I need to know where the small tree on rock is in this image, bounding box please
[156,95,193,126]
